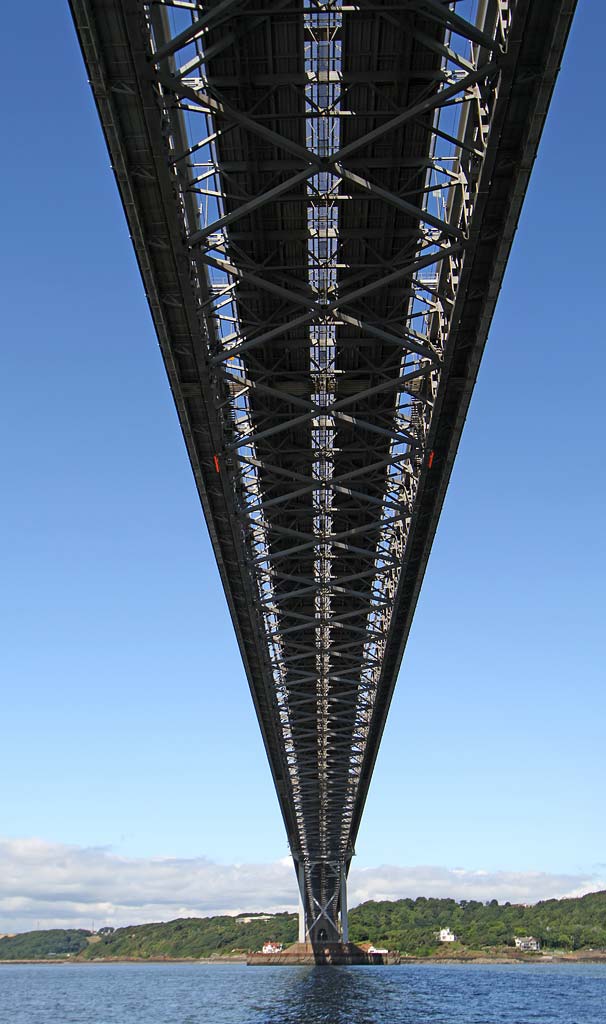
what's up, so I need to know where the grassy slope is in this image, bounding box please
[0,929,91,960]
[81,914,298,959]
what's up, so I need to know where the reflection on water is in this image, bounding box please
[0,962,604,1024]
[250,966,386,1024]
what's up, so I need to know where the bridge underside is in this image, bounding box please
[71,0,575,939]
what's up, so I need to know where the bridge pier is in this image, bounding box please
[297,862,306,944]
[340,869,348,943]
[297,860,348,944]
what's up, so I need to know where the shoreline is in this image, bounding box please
[2,952,606,966]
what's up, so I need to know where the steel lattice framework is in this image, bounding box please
[71,0,575,941]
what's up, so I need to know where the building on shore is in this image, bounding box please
[514,936,541,951]
[262,941,283,955]
[437,928,458,943]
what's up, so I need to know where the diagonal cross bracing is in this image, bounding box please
[71,0,576,943]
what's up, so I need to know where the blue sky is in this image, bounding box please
[0,3,604,926]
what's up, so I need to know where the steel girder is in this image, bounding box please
[70,0,576,941]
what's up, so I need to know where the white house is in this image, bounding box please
[437,927,458,943]
[514,936,540,951]
[262,941,283,954]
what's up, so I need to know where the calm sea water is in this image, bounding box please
[0,962,604,1024]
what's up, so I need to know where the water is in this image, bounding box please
[0,962,604,1024]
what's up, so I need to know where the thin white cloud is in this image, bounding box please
[346,864,605,907]
[0,837,602,932]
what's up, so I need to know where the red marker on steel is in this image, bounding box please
[428,450,435,469]
[213,454,220,474]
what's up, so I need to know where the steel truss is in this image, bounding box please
[71,0,576,941]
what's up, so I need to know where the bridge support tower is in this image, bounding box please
[297,861,349,945]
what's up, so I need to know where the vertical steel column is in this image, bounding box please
[340,866,348,943]
[297,861,307,943]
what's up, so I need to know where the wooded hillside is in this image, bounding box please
[1,891,605,959]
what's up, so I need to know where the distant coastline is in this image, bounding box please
[3,950,606,966]
[2,890,605,963]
